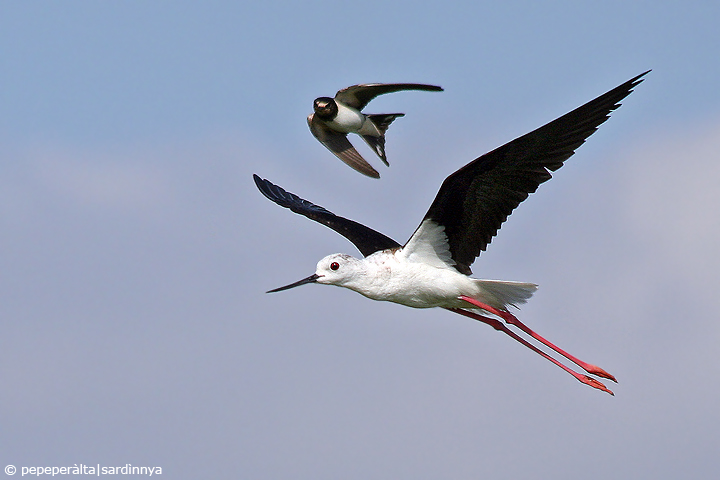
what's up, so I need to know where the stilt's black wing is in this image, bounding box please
[253,175,401,257]
[418,71,649,275]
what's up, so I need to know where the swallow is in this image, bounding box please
[308,83,443,178]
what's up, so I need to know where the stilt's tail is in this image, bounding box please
[362,114,405,166]
[474,279,538,309]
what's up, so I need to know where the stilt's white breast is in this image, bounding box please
[400,219,455,270]
[341,247,476,309]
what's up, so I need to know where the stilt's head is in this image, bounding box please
[267,253,361,293]
[313,97,338,120]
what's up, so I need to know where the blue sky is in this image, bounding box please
[2,1,719,478]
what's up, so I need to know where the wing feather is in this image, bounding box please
[307,114,380,178]
[416,71,649,274]
[253,175,401,257]
[335,83,443,110]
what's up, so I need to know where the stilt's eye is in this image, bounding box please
[330,262,340,271]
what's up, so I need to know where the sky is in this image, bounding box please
[2,1,719,478]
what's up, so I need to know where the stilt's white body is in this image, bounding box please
[314,220,537,311]
[319,251,536,310]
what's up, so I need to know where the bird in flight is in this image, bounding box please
[260,71,648,394]
[308,83,443,178]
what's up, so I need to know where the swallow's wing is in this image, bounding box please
[335,83,443,110]
[307,114,380,178]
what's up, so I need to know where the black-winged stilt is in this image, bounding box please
[308,83,443,178]
[259,71,649,394]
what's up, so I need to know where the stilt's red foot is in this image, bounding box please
[580,375,614,396]
[585,365,617,383]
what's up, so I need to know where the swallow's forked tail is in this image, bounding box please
[362,113,404,165]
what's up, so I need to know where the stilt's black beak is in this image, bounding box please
[267,274,320,293]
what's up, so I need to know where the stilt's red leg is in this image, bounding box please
[447,307,613,395]
[458,296,616,382]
